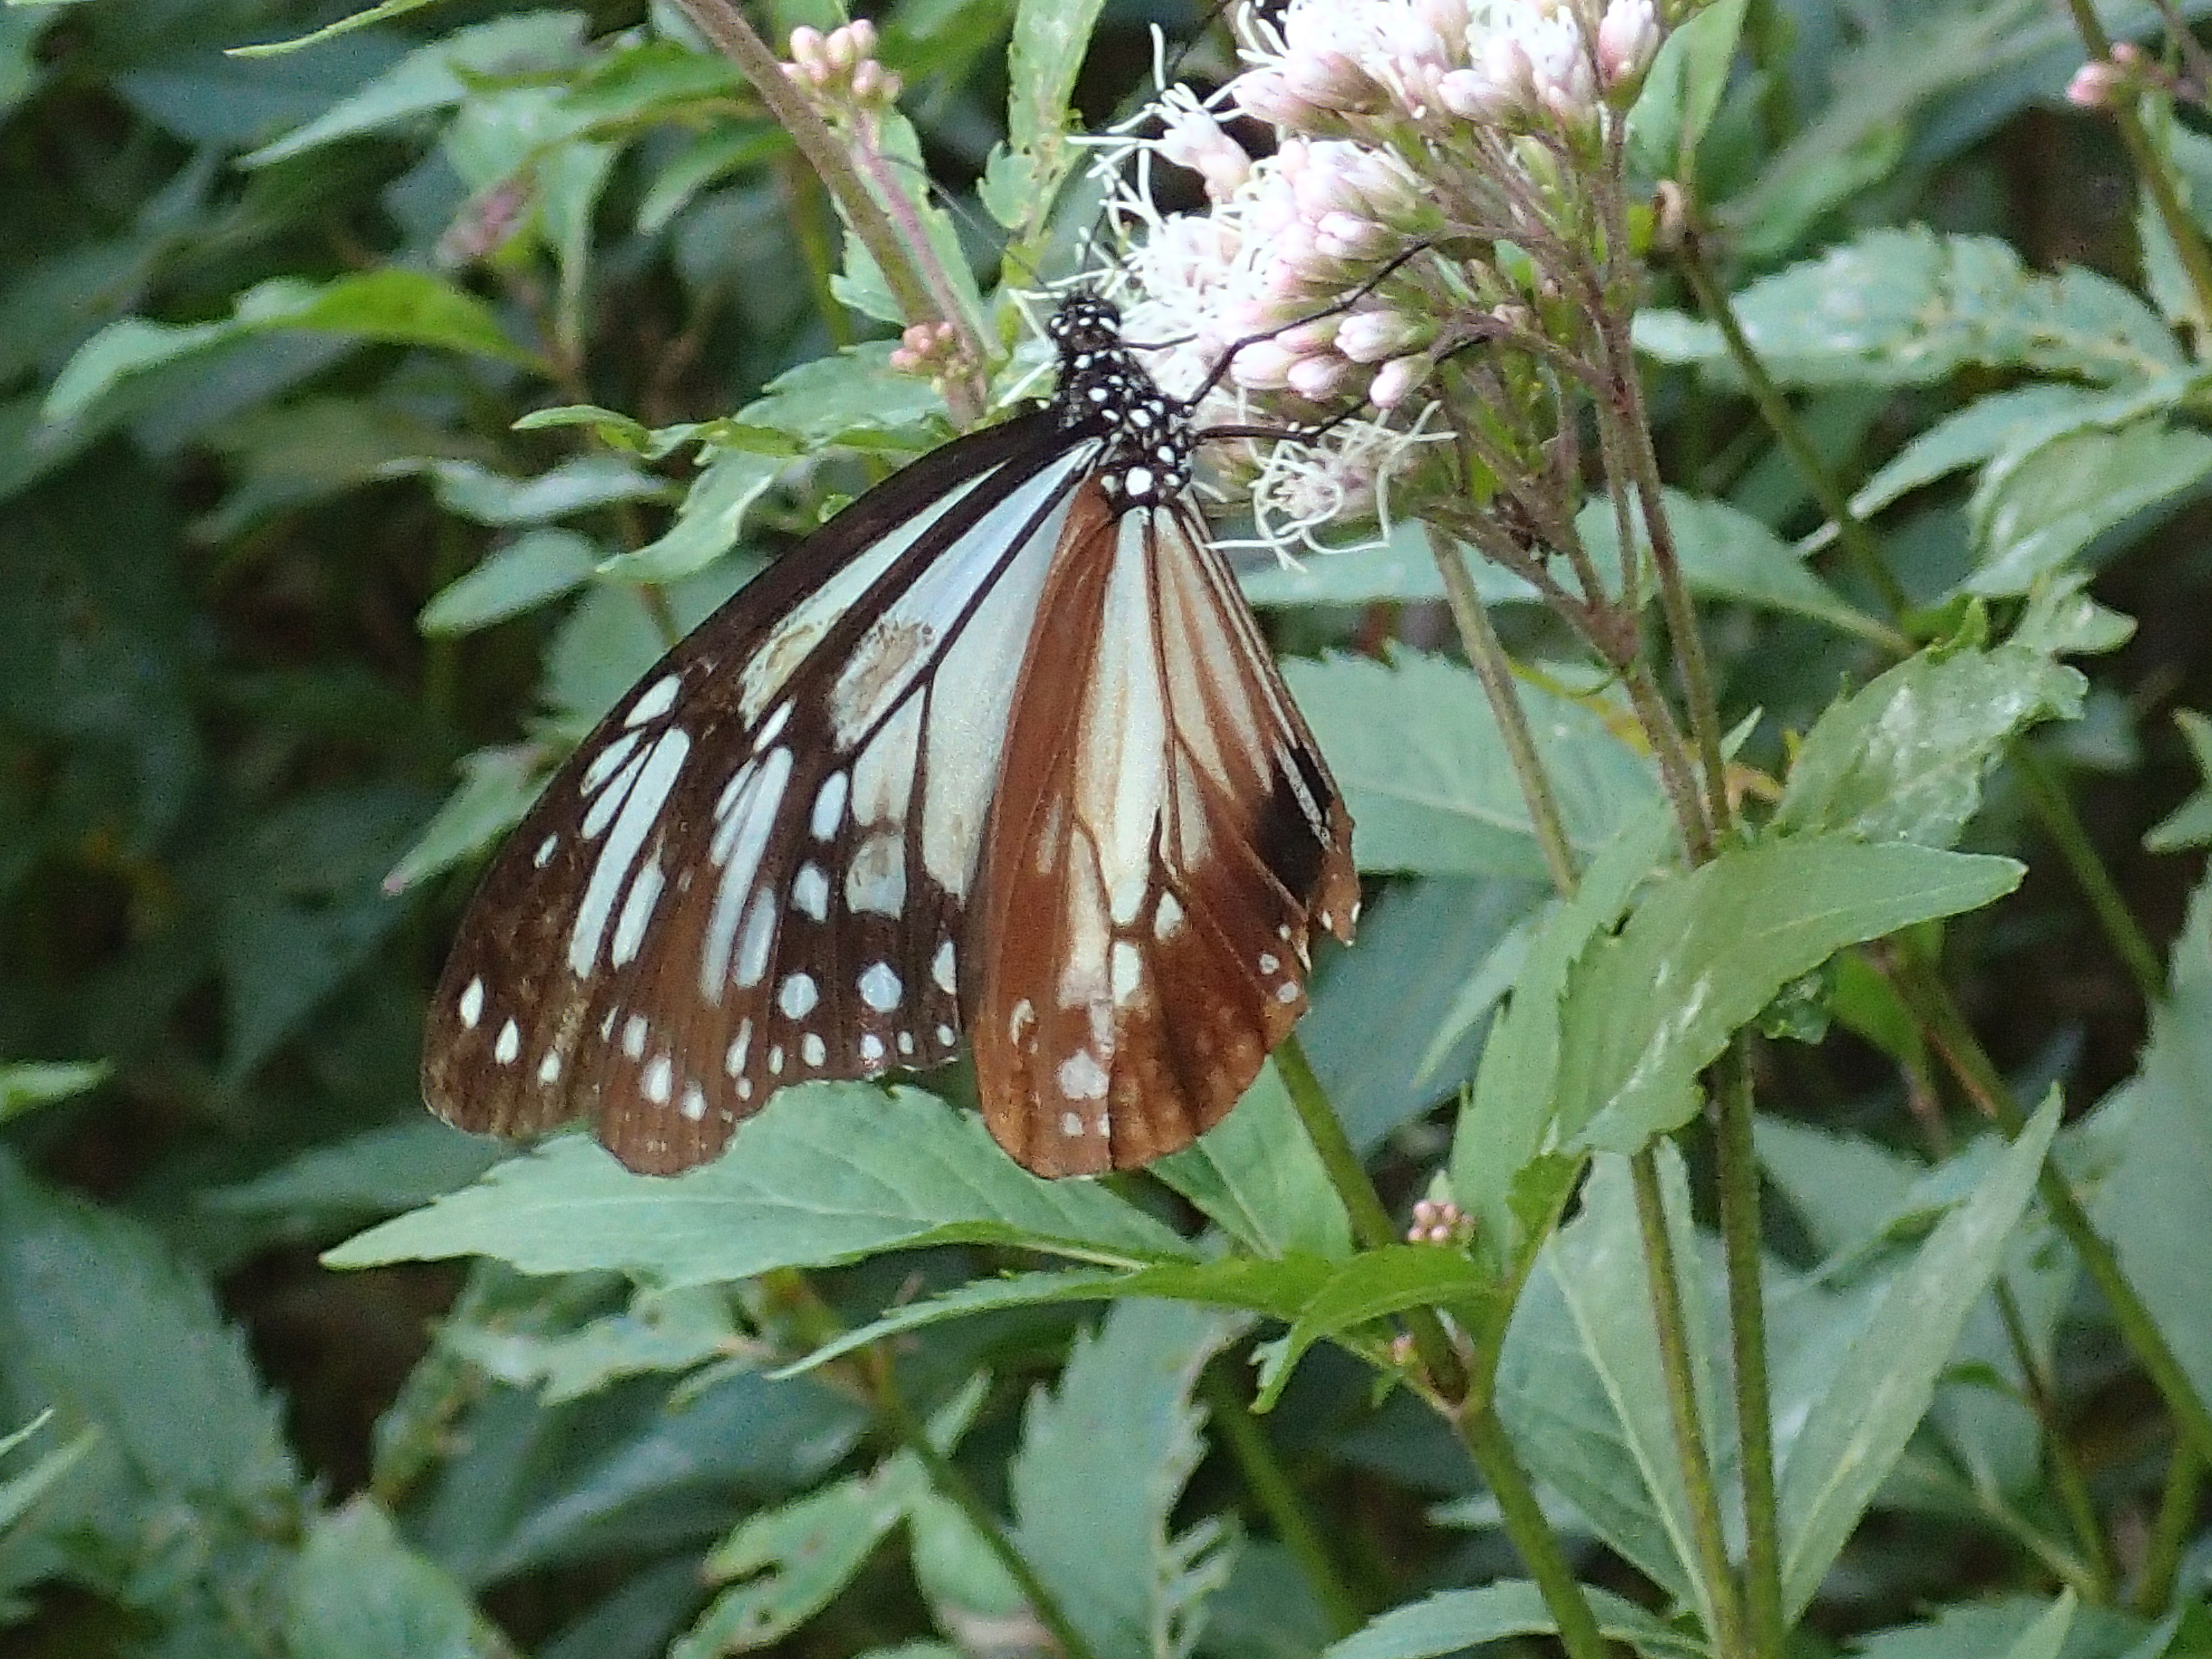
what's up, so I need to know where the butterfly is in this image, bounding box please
[421,292,1358,1178]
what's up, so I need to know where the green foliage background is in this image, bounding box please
[4,0,2212,1656]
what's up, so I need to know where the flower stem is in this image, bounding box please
[2134,1445,2200,1613]
[1891,952,2212,1468]
[1429,524,1579,894]
[669,0,947,341]
[1991,1280,2117,1599]
[1200,1362,1366,1638]
[1713,1049,1783,1652]
[2010,743,2167,1005]
[1456,1402,1616,1659]
[1631,1153,1749,1658]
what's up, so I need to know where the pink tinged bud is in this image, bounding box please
[1287,352,1356,400]
[1313,209,1390,260]
[1597,0,1661,86]
[1369,353,1429,408]
[787,25,823,65]
[1337,309,1426,362]
[1276,317,1341,354]
[846,18,878,56]
[1233,67,1322,130]
[2113,40,2143,63]
[1479,34,1538,109]
[1229,338,1299,390]
[2066,59,2124,106]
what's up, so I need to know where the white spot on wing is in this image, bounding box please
[725,1020,753,1078]
[626,673,681,727]
[537,1050,561,1084]
[845,833,905,916]
[811,772,848,841]
[611,853,664,969]
[779,973,818,1018]
[858,962,901,1012]
[533,833,558,868]
[1111,940,1141,1003]
[802,1032,826,1067]
[458,977,484,1030]
[793,863,830,921]
[701,747,794,997]
[1058,1050,1109,1100]
[860,1033,885,1065]
[680,1082,707,1122]
[932,940,957,994]
[571,729,690,976]
[643,1054,672,1103]
[494,1018,520,1065]
[623,1015,648,1059]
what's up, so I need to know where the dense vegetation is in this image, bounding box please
[4,0,2212,1656]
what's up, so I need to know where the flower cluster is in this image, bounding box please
[1099,0,1668,544]
[783,20,900,112]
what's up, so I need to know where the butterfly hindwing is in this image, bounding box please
[967,491,1358,1177]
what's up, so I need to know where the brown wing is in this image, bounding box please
[421,422,1105,1173]
[965,484,1359,1177]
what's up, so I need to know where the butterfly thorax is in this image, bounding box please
[1045,294,1194,511]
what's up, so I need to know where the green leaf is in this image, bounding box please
[241,11,588,166]
[0,1059,106,1122]
[1558,837,2023,1152]
[675,1463,919,1657]
[608,447,783,583]
[1772,642,2085,846]
[1777,1097,2058,1614]
[2146,710,2212,851]
[1282,651,1660,879]
[206,1121,506,1229]
[1626,0,1750,182]
[1634,229,2182,390]
[2069,869,2212,1414]
[1240,525,1544,609]
[1001,0,1108,227]
[1327,1582,1710,1659]
[385,743,544,892]
[1967,418,2212,595]
[0,1154,300,1511]
[1451,812,1675,1272]
[0,1414,92,1536]
[1152,1061,1354,1260]
[1260,1248,1501,1409]
[235,270,541,366]
[1579,489,1896,644]
[449,1286,735,1403]
[1495,1148,1724,1618]
[285,1498,502,1659]
[43,316,230,423]
[420,530,601,635]
[1011,1299,1240,1659]
[740,345,949,449]
[326,1086,1194,1286]
[419,457,668,528]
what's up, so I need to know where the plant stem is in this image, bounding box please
[1672,230,1912,625]
[669,0,945,339]
[1275,1039,1611,1659]
[765,1269,1101,1659]
[1429,524,1579,894]
[1990,1280,2117,1599]
[1622,658,1716,861]
[1456,1403,1617,1659]
[2011,743,2167,1005]
[1713,1050,1783,1652]
[1893,953,2212,1469]
[1630,1153,1748,1658]
[2134,1445,2200,1614]
[1200,1362,1366,1638]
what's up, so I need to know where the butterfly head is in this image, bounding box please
[1046,292,1194,510]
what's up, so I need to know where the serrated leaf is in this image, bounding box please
[1773,643,2084,846]
[1776,1096,2057,1613]
[1967,418,2212,595]
[0,1154,300,1511]
[285,1498,504,1659]
[1451,811,1675,1273]
[1011,1299,1240,1659]
[1002,0,1108,226]
[327,1086,1193,1286]
[1558,837,2023,1153]
[449,1286,734,1403]
[2146,710,2212,852]
[1282,651,1660,879]
[1495,1149,1723,1618]
[206,1121,506,1227]
[420,530,601,635]
[2067,869,2212,1414]
[675,1463,918,1656]
[1153,1062,1352,1260]
[1327,1582,1709,1659]
[1634,229,2182,389]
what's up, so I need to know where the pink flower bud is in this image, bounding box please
[1369,353,1429,408]
[1314,209,1390,260]
[1597,0,1661,88]
[1337,309,1428,362]
[2066,58,2124,107]
[1229,338,1299,389]
[1287,352,1356,400]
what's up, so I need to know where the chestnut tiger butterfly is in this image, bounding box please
[421,291,1358,1178]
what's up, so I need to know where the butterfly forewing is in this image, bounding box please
[967,491,1358,1177]
[424,412,1102,1173]
[425,292,1361,1178]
